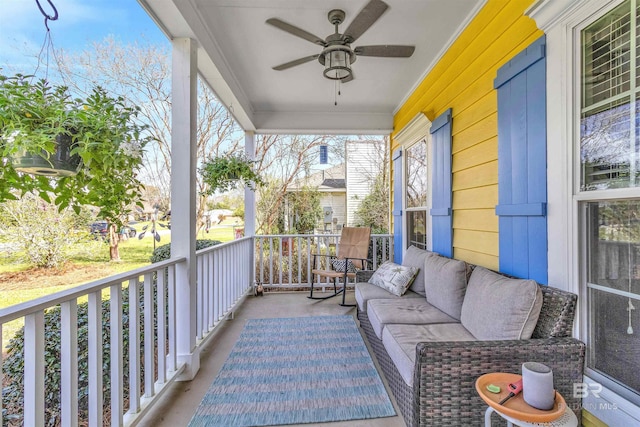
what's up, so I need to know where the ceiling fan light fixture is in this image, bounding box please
[321,46,354,81]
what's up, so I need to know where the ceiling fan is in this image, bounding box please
[266,0,415,83]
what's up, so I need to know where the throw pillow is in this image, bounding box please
[368,261,419,296]
[402,246,439,296]
[460,267,543,340]
[423,255,469,320]
[331,259,357,273]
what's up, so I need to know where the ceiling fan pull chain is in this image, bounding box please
[334,80,338,106]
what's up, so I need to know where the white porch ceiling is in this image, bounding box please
[139,0,485,134]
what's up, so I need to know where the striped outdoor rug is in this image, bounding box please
[188,315,395,426]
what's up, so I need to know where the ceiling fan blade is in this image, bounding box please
[343,0,389,43]
[273,54,320,71]
[266,18,327,46]
[354,45,415,57]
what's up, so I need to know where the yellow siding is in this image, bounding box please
[582,410,609,426]
[453,138,498,173]
[391,0,542,269]
[453,209,498,233]
[452,160,498,191]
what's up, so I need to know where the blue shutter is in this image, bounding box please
[319,145,328,164]
[392,149,403,264]
[430,109,453,258]
[494,35,547,284]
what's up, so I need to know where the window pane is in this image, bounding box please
[406,140,427,208]
[586,200,640,397]
[407,210,427,250]
[580,98,636,189]
[582,1,631,108]
[580,0,639,190]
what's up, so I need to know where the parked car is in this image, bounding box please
[90,221,137,239]
[90,221,108,239]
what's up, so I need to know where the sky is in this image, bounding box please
[0,0,167,74]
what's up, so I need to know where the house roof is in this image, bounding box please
[288,163,346,192]
[138,0,485,134]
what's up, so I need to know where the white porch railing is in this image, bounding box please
[0,258,186,427]
[0,233,384,425]
[194,237,253,342]
[254,233,393,288]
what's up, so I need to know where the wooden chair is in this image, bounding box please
[309,227,371,306]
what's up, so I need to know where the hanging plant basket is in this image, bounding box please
[199,153,265,194]
[11,133,81,177]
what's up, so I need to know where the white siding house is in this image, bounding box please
[346,141,382,226]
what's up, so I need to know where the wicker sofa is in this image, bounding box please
[355,248,586,427]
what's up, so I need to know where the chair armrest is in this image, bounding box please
[414,338,585,424]
[356,270,375,282]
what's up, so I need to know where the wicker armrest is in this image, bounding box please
[414,337,585,425]
[355,269,375,282]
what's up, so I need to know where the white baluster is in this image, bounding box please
[88,291,103,426]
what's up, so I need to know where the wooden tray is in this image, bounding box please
[476,373,567,423]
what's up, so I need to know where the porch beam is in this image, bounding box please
[171,37,200,380]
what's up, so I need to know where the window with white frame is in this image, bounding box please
[405,139,428,250]
[580,0,640,402]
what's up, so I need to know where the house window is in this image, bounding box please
[581,0,640,403]
[581,0,639,190]
[405,139,428,249]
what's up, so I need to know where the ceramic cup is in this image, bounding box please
[522,362,555,410]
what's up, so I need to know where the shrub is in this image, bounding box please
[2,289,150,426]
[150,239,222,263]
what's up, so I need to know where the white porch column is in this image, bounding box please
[245,131,256,288]
[244,131,256,236]
[171,37,200,380]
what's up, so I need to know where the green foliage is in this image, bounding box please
[150,239,222,263]
[287,185,322,233]
[256,179,286,234]
[199,152,264,194]
[0,193,96,268]
[0,74,151,229]
[354,174,389,234]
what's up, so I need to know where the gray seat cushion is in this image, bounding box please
[402,246,439,296]
[423,255,469,320]
[460,267,543,340]
[382,323,477,387]
[355,282,422,312]
[367,298,458,339]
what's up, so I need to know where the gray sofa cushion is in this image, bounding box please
[460,267,543,340]
[423,255,469,320]
[402,246,439,296]
[382,324,477,387]
[355,282,422,312]
[367,298,458,339]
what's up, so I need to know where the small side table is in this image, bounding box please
[476,373,578,427]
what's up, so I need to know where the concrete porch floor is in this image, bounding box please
[139,291,407,427]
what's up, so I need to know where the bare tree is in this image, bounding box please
[57,37,242,235]
[254,134,346,233]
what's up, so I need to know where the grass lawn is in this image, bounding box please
[1,219,240,350]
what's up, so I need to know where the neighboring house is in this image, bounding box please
[286,163,346,233]
[287,140,384,233]
[346,141,382,226]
